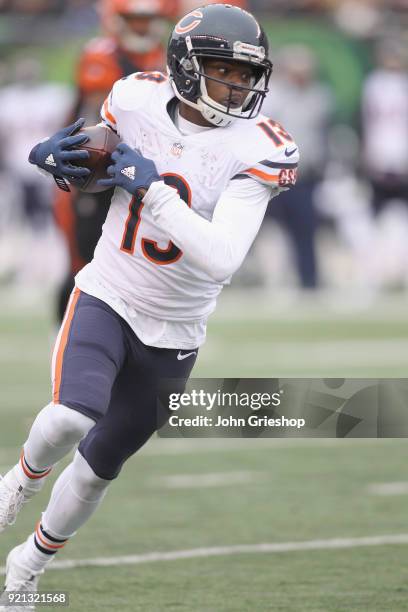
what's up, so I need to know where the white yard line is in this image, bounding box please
[140,437,399,455]
[0,438,400,464]
[368,482,408,496]
[153,471,266,489]
[201,338,408,368]
[1,534,408,575]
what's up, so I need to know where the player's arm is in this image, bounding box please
[97,143,284,281]
[145,151,300,283]
[98,141,298,282]
[145,176,278,282]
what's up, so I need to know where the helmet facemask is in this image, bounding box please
[197,61,268,127]
[168,36,272,128]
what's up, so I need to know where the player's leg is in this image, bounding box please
[3,335,198,584]
[0,290,126,533]
[8,450,110,567]
[0,451,110,611]
[78,340,198,479]
[0,404,94,532]
[283,179,319,289]
[0,293,129,605]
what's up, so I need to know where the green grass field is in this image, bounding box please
[1,288,408,611]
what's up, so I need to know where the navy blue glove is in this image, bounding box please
[97,143,161,196]
[29,118,91,187]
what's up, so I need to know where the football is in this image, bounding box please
[73,124,120,193]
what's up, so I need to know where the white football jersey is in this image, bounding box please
[76,71,298,348]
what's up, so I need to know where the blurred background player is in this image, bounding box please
[0,57,73,288]
[360,38,408,288]
[55,0,174,321]
[260,45,334,289]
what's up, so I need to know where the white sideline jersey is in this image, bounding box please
[76,71,299,348]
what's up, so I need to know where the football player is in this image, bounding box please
[0,4,298,605]
[55,0,174,322]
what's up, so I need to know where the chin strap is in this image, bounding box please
[197,100,234,127]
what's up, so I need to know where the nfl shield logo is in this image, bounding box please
[171,142,184,157]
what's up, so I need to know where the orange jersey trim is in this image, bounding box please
[53,288,81,404]
[245,168,280,182]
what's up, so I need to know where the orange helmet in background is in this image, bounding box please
[100,0,173,54]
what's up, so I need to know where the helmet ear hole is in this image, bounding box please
[173,56,200,97]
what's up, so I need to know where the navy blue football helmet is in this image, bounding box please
[167,4,272,127]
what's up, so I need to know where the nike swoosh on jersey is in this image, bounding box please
[177,351,197,360]
[284,147,298,157]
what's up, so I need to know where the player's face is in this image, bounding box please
[202,59,255,108]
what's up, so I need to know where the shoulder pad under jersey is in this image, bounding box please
[100,71,170,135]
[230,114,300,189]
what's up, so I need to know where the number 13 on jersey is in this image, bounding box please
[120,173,191,265]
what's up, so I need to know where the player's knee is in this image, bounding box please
[40,403,95,448]
[70,451,110,501]
[78,423,153,480]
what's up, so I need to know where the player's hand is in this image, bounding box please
[97,143,161,196]
[28,118,91,180]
